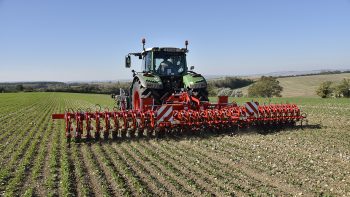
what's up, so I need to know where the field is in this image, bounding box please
[0,92,349,196]
[238,73,350,97]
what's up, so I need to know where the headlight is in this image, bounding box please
[190,83,206,89]
[146,83,163,89]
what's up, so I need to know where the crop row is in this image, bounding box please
[0,95,58,195]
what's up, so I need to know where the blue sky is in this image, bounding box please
[0,0,350,82]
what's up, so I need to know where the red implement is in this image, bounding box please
[52,93,307,142]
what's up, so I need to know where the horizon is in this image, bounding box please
[1,0,350,82]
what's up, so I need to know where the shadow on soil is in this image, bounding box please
[71,123,322,146]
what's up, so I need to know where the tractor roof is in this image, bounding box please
[144,47,188,53]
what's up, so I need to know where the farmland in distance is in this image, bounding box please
[237,72,350,98]
[0,92,349,196]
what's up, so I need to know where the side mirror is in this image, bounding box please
[190,66,194,70]
[125,55,131,68]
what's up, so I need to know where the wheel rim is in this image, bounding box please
[133,91,140,110]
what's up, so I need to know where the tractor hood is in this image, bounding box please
[183,73,207,89]
[136,73,163,89]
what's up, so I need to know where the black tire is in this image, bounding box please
[132,79,161,110]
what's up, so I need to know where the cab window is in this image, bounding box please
[144,52,152,71]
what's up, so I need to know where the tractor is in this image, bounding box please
[123,39,208,110]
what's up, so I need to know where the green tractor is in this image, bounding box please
[124,39,208,110]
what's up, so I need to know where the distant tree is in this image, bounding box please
[248,76,283,97]
[334,78,350,98]
[0,87,4,93]
[316,81,333,98]
[16,84,24,92]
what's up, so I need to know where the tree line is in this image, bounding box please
[0,76,290,98]
[0,76,284,98]
[0,81,131,94]
[1,77,254,96]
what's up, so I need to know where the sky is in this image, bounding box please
[0,0,350,82]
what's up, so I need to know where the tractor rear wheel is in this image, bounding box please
[192,88,209,102]
[132,80,142,110]
[132,79,161,110]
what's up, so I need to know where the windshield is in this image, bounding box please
[153,52,187,76]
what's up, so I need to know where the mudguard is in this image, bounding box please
[133,73,163,89]
[183,73,207,89]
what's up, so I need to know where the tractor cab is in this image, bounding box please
[125,39,190,76]
[141,48,188,76]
